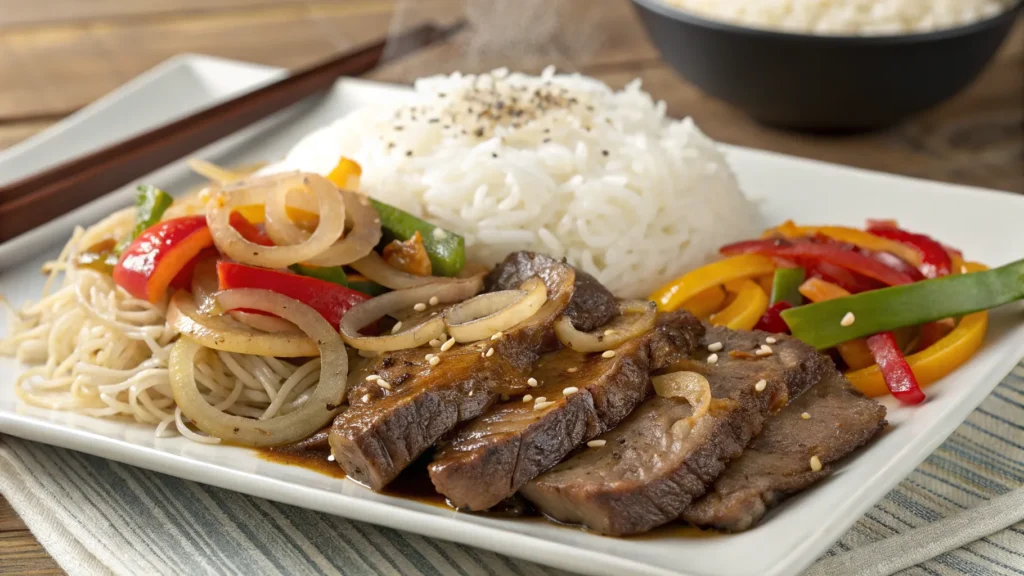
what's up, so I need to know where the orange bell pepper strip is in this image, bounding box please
[650,254,776,312]
[770,221,923,269]
[113,216,214,303]
[844,262,990,397]
[798,278,875,369]
[681,286,727,319]
[709,279,769,331]
[327,157,363,189]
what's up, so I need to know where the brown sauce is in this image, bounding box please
[259,444,723,539]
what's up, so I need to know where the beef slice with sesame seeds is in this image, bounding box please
[486,251,617,332]
[428,310,705,511]
[328,260,577,491]
[520,326,831,536]
[683,370,886,532]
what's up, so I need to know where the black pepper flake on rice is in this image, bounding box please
[474,127,485,137]
[406,150,413,157]
[428,118,439,123]
[543,138,552,143]
[602,150,609,156]
[491,152,498,158]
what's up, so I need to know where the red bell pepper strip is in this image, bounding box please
[721,239,915,287]
[806,261,882,294]
[870,250,925,282]
[753,301,792,333]
[113,216,214,303]
[229,211,273,247]
[866,225,952,279]
[217,261,369,328]
[865,332,925,405]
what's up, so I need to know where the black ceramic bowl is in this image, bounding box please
[631,0,1022,131]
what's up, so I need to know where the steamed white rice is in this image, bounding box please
[272,68,756,298]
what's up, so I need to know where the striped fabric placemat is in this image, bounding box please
[2,362,1022,576]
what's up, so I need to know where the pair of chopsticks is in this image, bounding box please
[0,20,466,244]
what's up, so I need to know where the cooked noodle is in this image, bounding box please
[0,210,321,443]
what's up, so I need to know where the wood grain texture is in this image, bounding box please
[0,0,1021,571]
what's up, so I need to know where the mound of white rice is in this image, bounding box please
[273,68,756,298]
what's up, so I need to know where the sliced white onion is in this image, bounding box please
[206,172,344,269]
[652,371,712,422]
[444,278,547,343]
[264,183,328,247]
[350,251,463,290]
[228,311,300,334]
[169,289,348,447]
[301,190,382,267]
[554,300,657,353]
[340,277,483,351]
[167,291,317,357]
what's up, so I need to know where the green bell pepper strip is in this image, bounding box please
[369,199,465,277]
[347,280,390,297]
[781,258,1024,349]
[115,185,175,253]
[770,267,805,307]
[289,263,349,286]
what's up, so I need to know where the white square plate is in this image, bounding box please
[2,55,1022,576]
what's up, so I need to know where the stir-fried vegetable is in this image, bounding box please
[709,279,768,331]
[864,332,925,404]
[113,216,214,303]
[781,258,1024,349]
[771,222,924,269]
[382,231,433,276]
[217,261,369,328]
[370,199,465,277]
[721,239,915,286]
[866,223,951,279]
[769,267,805,307]
[289,263,349,286]
[652,253,776,312]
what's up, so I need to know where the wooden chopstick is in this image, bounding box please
[0,20,466,244]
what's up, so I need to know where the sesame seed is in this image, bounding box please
[523,395,533,402]
[534,401,555,410]
[376,379,391,390]
[414,303,428,312]
[960,264,968,274]
[563,387,579,396]
[429,356,441,366]
[491,331,503,340]
[365,374,380,381]
[428,296,439,306]
[567,367,578,373]
[801,412,811,420]
[587,440,607,448]
[841,312,856,327]
[486,347,495,357]
[327,454,335,462]
[391,321,403,334]
[432,228,447,240]
[534,396,547,404]
[361,394,370,403]
[766,337,777,344]
[525,378,537,389]
[707,353,719,364]
[429,338,442,347]
[501,393,510,401]
[810,455,823,472]
[708,342,723,352]
[755,379,767,392]
[602,350,616,358]
[755,345,773,357]
[604,329,616,336]
[441,337,456,352]
[468,390,474,397]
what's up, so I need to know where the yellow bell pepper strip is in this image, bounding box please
[781,259,1020,349]
[797,278,875,370]
[681,286,727,319]
[709,279,769,331]
[327,157,362,189]
[757,275,774,297]
[771,221,923,269]
[650,254,776,312]
[847,310,988,398]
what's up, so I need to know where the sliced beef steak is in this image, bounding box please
[486,251,617,332]
[329,261,577,490]
[683,370,886,531]
[520,326,831,536]
[429,311,705,511]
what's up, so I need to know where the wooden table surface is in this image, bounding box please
[0,1,1021,573]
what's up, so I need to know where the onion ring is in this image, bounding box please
[652,370,712,429]
[350,251,463,289]
[169,288,348,447]
[554,300,657,352]
[206,172,344,269]
[304,190,382,266]
[340,276,483,351]
[444,278,547,343]
[167,291,317,357]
